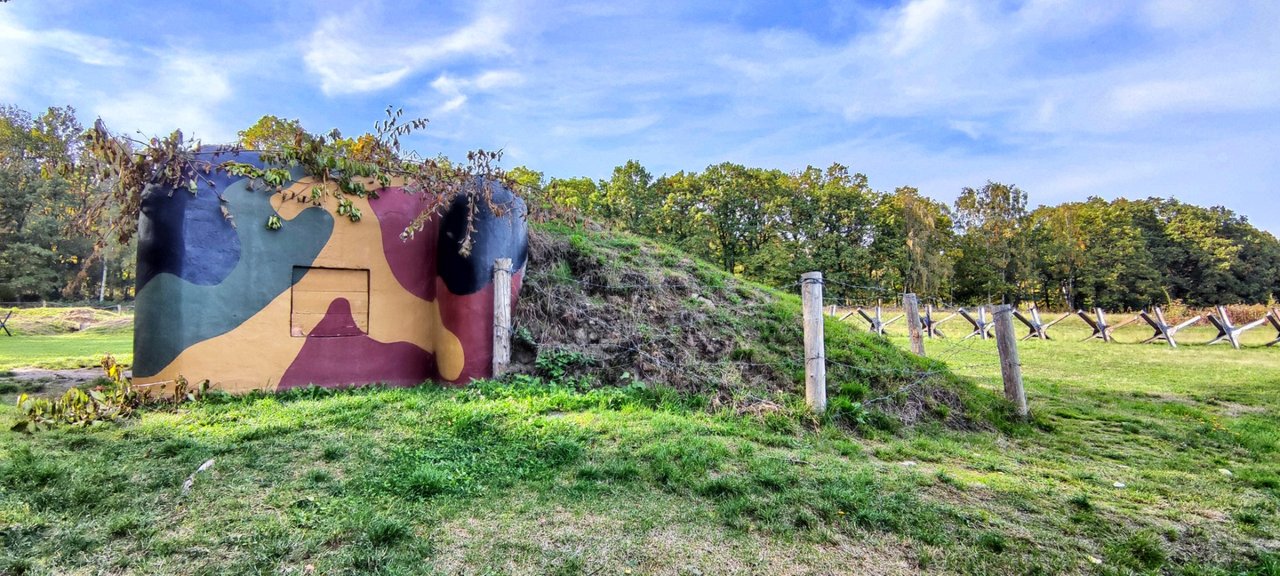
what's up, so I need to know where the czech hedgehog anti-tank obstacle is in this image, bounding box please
[1207,305,1269,350]
[1137,306,1201,348]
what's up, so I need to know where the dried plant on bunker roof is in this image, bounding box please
[78,106,518,258]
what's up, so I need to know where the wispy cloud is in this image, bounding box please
[0,17,126,67]
[303,5,512,95]
[91,51,237,142]
[428,70,523,115]
[550,114,661,139]
[0,16,125,100]
[3,0,1277,233]
[434,0,1276,231]
[0,11,239,141]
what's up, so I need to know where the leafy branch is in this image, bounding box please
[76,106,518,257]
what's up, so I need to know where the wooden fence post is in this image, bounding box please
[993,305,1028,418]
[904,293,925,357]
[801,272,826,413]
[492,258,513,377]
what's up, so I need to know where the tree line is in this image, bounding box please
[2,105,1277,309]
[0,105,135,302]
[0,107,491,303]
[511,162,1280,309]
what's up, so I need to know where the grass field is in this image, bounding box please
[0,331,133,371]
[0,311,1277,575]
[0,307,133,371]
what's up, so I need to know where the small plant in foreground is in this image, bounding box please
[1106,530,1167,572]
[406,464,454,498]
[364,517,410,548]
[535,348,594,383]
[1068,493,1093,511]
[320,443,347,461]
[11,355,207,432]
[976,531,1007,553]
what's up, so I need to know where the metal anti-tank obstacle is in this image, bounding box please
[1265,308,1280,347]
[855,300,904,336]
[921,304,958,338]
[1137,306,1201,348]
[1207,305,1268,350]
[1012,305,1071,340]
[957,307,994,340]
[1076,308,1139,343]
[834,295,1278,350]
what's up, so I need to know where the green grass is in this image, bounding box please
[1,304,1278,574]
[0,307,133,370]
[877,318,1280,574]
[0,329,133,370]
[2,336,1279,574]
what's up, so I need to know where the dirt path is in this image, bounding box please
[2,367,130,398]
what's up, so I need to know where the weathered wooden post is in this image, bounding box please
[993,305,1028,418]
[904,293,925,357]
[491,258,513,377]
[801,272,827,413]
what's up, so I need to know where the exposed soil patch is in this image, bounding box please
[514,228,787,401]
[1219,402,1268,417]
[0,367,123,399]
[511,226,996,429]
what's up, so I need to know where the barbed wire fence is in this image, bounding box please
[491,251,1279,421]
[490,257,1038,423]
[797,272,1027,419]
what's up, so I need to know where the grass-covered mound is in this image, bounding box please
[513,223,1010,431]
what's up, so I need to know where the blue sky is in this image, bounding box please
[3,0,1278,233]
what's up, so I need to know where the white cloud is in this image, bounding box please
[0,16,125,100]
[92,52,236,142]
[1141,0,1230,31]
[472,70,523,90]
[891,0,963,56]
[0,17,126,67]
[550,114,661,139]
[279,0,1279,233]
[0,12,238,141]
[948,120,984,140]
[304,6,512,96]
[427,70,523,116]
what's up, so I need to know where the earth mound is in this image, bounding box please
[511,223,1006,430]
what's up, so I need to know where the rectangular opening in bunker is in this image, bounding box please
[290,267,370,337]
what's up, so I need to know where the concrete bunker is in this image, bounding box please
[131,152,527,393]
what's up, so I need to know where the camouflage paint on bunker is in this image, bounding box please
[133,152,527,393]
